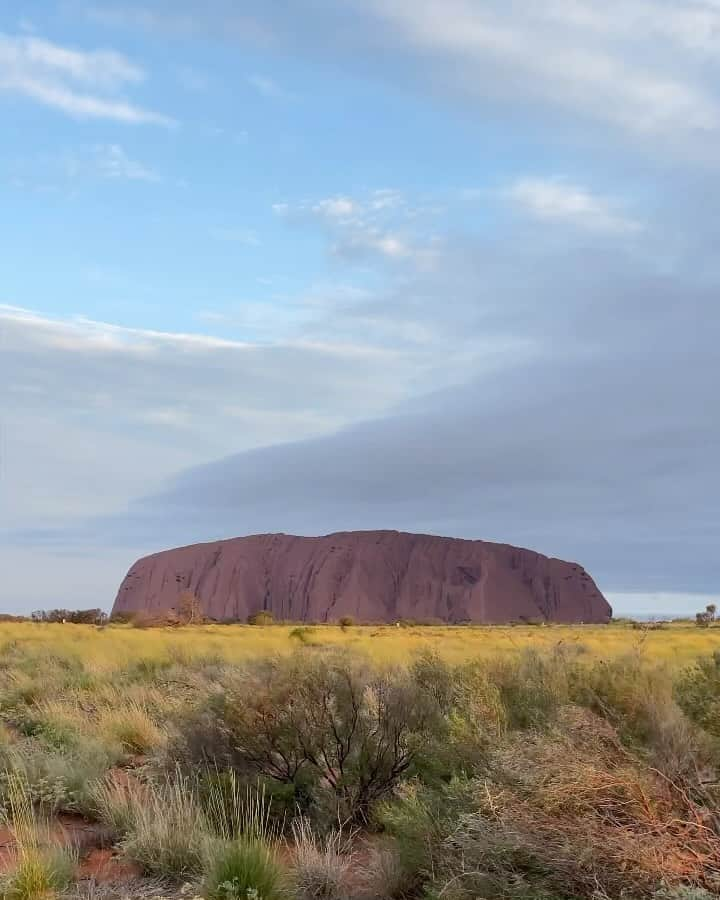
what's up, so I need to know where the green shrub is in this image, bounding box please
[167,652,446,825]
[568,655,718,783]
[675,652,720,738]
[2,739,115,815]
[203,838,285,900]
[486,651,568,730]
[247,611,274,626]
[224,652,445,823]
[654,888,718,900]
[375,778,475,893]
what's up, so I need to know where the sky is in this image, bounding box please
[1,0,719,617]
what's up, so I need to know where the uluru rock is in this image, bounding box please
[112,530,611,624]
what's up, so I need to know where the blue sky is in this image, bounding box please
[1,1,719,616]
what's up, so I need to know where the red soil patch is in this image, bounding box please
[0,814,113,875]
[80,848,141,882]
[0,828,15,874]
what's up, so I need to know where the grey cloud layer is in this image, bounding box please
[1,306,439,534]
[61,228,719,598]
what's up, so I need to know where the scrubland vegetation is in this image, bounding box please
[0,621,719,900]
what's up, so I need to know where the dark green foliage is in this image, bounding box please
[675,651,720,738]
[486,651,568,730]
[30,608,108,625]
[167,651,446,825]
[203,839,285,900]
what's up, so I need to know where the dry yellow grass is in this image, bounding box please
[1,620,719,669]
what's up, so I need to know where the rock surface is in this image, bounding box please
[112,531,611,624]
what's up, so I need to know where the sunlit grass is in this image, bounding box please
[1,620,719,671]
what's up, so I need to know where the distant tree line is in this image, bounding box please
[30,608,108,625]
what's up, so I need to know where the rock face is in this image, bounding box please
[112,531,611,624]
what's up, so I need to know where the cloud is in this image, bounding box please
[247,74,292,100]
[0,300,451,541]
[370,0,720,142]
[275,191,436,265]
[90,144,160,181]
[542,0,720,53]
[0,32,173,124]
[5,144,161,191]
[86,1,720,155]
[313,196,358,220]
[509,178,642,233]
[0,303,415,360]
[7,1,720,618]
[34,218,716,605]
[4,165,720,610]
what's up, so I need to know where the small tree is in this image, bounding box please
[339,615,354,631]
[219,653,444,822]
[177,591,204,625]
[695,604,716,627]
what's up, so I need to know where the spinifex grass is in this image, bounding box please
[0,772,76,900]
[2,620,720,673]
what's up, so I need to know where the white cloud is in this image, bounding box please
[370,0,720,142]
[92,144,160,181]
[313,196,357,220]
[543,0,720,53]
[509,178,642,234]
[0,32,173,124]
[339,230,412,260]
[275,191,435,265]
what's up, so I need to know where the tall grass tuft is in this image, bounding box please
[203,781,286,900]
[96,700,164,755]
[88,774,143,840]
[0,771,76,900]
[203,838,285,900]
[291,818,354,900]
[118,775,207,878]
[203,771,281,842]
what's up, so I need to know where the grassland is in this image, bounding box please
[0,621,719,900]
[2,619,720,669]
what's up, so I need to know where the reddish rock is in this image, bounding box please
[112,531,611,624]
